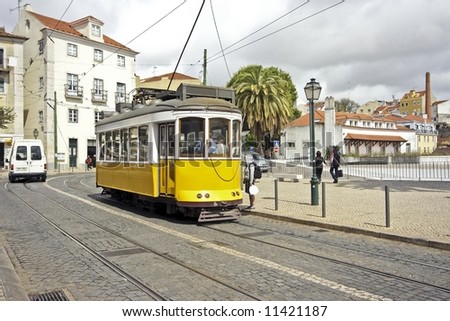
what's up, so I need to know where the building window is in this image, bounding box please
[39,110,44,123]
[91,24,101,37]
[95,111,103,123]
[93,78,104,94]
[0,77,4,93]
[117,55,125,67]
[68,109,78,123]
[94,49,103,62]
[67,73,79,90]
[39,77,44,89]
[67,43,78,57]
[38,39,44,55]
[116,83,126,102]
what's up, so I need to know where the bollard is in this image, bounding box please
[385,185,390,227]
[322,182,326,218]
[274,178,278,211]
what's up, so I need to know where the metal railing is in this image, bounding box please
[269,159,450,181]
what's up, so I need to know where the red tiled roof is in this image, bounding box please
[29,11,135,52]
[0,27,28,41]
[345,133,407,142]
[286,111,392,127]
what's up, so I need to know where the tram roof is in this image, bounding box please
[96,97,241,127]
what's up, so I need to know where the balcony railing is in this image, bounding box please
[65,84,83,99]
[91,89,108,103]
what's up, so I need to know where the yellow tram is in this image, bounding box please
[95,84,243,222]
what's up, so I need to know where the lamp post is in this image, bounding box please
[304,78,322,205]
[33,128,39,139]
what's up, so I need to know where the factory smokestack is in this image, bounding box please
[425,72,431,119]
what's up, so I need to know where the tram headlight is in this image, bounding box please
[205,193,210,198]
[196,193,203,199]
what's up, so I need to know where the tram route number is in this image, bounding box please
[264,305,327,317]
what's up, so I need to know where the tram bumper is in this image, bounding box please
[197,207,241,223]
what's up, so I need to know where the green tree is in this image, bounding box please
[227,65,296,146]
[335,98,359,113]
[0,106,15,129]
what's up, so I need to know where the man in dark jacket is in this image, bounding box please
[329,146,341,183]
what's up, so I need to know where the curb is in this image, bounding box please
[0,247,29,301]
[247,211,450,251]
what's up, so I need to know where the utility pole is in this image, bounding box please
[54,91,57,170]
[202,49,207,85]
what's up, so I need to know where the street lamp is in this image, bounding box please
[304,78,322,205]
[33,128,39,139]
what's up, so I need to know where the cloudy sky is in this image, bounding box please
[2,0,449,105]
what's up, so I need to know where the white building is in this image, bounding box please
[280,97,417,160]
[432,100,450,124]
[0,27,27,167]
[13,5,138,170]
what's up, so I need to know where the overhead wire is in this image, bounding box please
[209,0,231,79]
[167,0,205,90]
[79,0,186,81]
[207,0,345,64]
[207,0,310,63]
[23,0,74,79]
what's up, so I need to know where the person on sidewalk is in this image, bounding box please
[85,155,93,171]
[243,153,257,209]
[329,146,341,183]
[315,151,326,181]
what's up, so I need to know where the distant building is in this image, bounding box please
[12,4,138,170]
[0,27,27,167]
[280,97,420,159]
[136,72,200,91]
[357,100,385,115]
[432,100,450,124]
[399,72,436,118]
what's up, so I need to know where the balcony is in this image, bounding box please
[65,84,83,100]
[91,89,108,103]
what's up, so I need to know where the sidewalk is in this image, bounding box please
[244,173,450,250]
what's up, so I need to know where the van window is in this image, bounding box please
[16,146,27,160]
[31,146,42,160]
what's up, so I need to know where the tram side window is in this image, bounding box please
[129,127,138,162]
[139,125,148,162]
[231,120,241,157]
[99,132,105,160]
[208,118,230,157]
[105,132,112,160]
[179,117,205,157]
[112,130,120,161]
[121,129,129,162]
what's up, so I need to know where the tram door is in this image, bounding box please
[159,123,175,195]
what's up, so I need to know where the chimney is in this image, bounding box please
[425,72,431,119]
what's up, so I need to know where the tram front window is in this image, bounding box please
[179,117,205,158]
[208,118,230,158]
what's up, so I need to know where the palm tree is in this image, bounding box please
[227,65,294,146]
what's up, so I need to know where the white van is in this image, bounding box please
[6,139,47,183]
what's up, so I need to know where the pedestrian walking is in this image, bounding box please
[243,153,258,209]
[315,151,326,181]
[329,146,341,183]
[85,155,93,171]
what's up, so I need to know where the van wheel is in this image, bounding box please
[9,175,16,183]
[41,175,46,182]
